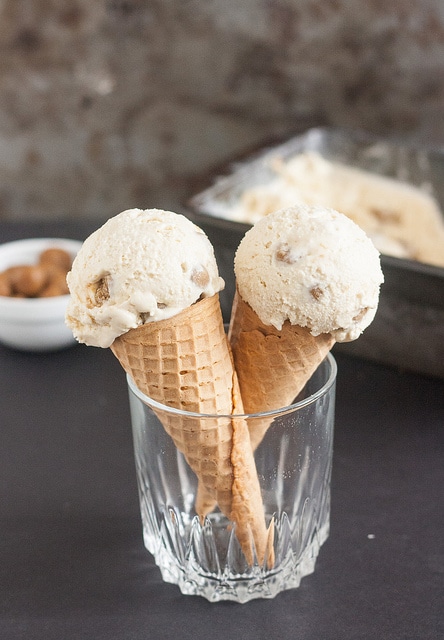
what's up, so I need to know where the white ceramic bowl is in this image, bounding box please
[0,237,82,352]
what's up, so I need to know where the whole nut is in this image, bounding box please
[39,248,72,272]
[6,265,49,297]
[40,270,69,297]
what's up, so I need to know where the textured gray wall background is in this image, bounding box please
[0,0,443,221]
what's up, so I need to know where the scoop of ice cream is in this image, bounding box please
[66,208,224,347]
[234,205,383,342]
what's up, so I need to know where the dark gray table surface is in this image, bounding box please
[0,222,443,640]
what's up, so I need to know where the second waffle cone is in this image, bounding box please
[196,290,335,520]
[229,290,335,448]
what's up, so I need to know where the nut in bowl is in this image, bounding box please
[0,238,82,352]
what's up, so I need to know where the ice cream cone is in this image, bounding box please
[229,290,335,450]
[110,293,270,566]
[196,289,335,523]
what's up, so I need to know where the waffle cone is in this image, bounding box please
[195,290,334,525]
[110,294,269,565]
[229,290,335,450]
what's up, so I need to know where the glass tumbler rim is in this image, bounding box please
[126,352,337,420]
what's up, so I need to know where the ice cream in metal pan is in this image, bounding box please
[227,151,444,268]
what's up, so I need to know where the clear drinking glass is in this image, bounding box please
[127,353,337,603]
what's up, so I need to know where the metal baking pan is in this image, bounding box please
[186,127,444,379]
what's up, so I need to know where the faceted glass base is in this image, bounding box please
[141,509,329,603]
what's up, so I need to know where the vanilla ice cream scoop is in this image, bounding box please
[66,208,224,347]
[234,205,383,342]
